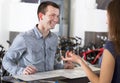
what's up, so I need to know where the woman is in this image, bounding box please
[62,0,120,83]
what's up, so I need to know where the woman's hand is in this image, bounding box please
[61,51,81,64]
[64,61,75,69]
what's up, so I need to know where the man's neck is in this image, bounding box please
[37,24,49,38]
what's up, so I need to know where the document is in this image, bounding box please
[13,65,100,81]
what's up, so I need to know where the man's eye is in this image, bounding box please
[50,14,55,17]
[49,14,59,19]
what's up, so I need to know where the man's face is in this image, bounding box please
[40,5,60,30]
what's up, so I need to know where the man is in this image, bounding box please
[2,1,74,75]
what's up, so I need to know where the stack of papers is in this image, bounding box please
[13,65,100,81]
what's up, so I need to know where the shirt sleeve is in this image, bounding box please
[2,33,27,75]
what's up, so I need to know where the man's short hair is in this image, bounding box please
[37,1,60,15]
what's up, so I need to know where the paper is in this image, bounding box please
[13,65,100,81]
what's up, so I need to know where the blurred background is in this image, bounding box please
[0,0,110,49]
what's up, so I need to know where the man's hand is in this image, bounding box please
[64,61,75,69]
[23,65,37,75]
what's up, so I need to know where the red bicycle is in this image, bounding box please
[80,47,104,64]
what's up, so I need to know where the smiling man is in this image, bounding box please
[2,1,74,75]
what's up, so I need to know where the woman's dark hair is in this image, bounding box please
[37,1,59,15]
[107,0,120,55]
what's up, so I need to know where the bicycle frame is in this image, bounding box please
[81,48,104,64]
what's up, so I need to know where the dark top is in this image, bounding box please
[104,41,120,83]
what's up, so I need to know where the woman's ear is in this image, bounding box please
[38,13,43,20]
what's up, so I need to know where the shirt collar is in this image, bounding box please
[33,24,52,39]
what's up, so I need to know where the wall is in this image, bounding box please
[9,2,39,31]
[70,0,108,46]
[0,0,2,42]
[0,0,39,49]
[0,0,11,49]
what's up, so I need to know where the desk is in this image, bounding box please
[2,65,100,83]
[14,65,100,81]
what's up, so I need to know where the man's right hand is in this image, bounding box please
[23,65,38,75]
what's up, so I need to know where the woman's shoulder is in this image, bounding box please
[104,40,114,48]
[104,40,115,57]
